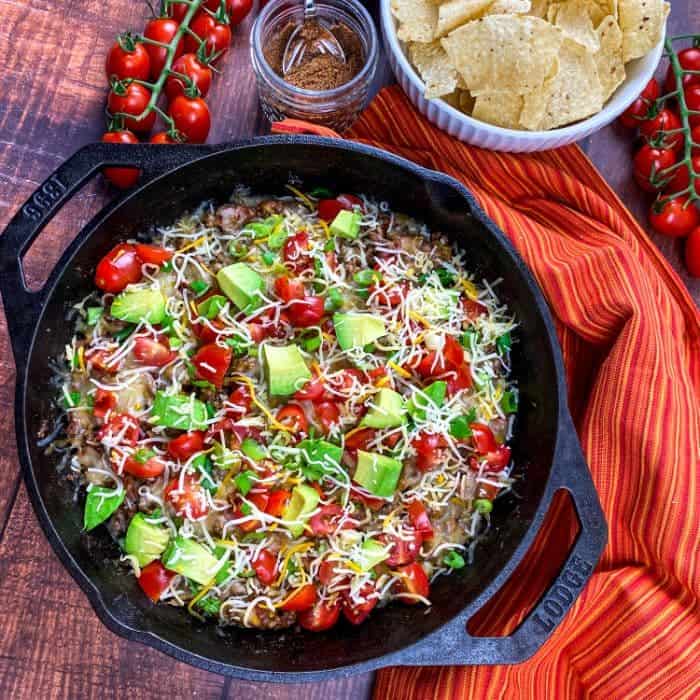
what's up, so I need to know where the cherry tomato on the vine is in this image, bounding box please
[685,84,700,129]
[165,53,213,101]
[632,144,677,192]
[225,0,253,25]
[639,108,683,151]
[649,195,700,238]
[664,48,700,94]
[101,130,140,189]
[618,78,659,129]
[665,155,700,197]
[105,39,150,82]
[107,83,156,133]
[185,10,232,58]
[685,226,700,277]
[143,17,184,79]
[169,95,211,143]
[150,131,179,144]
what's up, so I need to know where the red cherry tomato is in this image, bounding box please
[649,196,700,238]
[287,296,324,327]
[106,40,151,82]
[447,362,473,396]
[415,351,446,379]
[470,423,498,453]
[342,583,378,625]
[283,231,312,272]
[632,144,677,192]
[266,489,291,518]
[344,428,376,453]
[94,243,142,292]
[618,79,659,129]
[96,413,141,446]
[665,48,700,94]
[276,403,308,433]
[443,335,464,366]
[169,95,211,143]
[309,504,353,535]
[167,431,205,460]
[639,108,683,151]
[134,243,173,265]
[274,276,305,302]
[138,561,176,602]
[394,562,430,604]
[318,559,343,585]
[227,385,252,419]
[193,318,225,344]
[85,348,120,374]
[226,0,253,25]
[168,1,189,21]
[369,280,408,306]
[192,342,232,388]
[378,531,422,567]
[685,84,700,129]
[185,10,232,57]
[144,17,184,79]
[298,599,341,631]
[107,83,156,133]
[411,432,447,471]
[665,155,700,197]
[164,473,209,519]
[314,400,340,434]
[133,337,175,367]
[317,194,362,222]
[685,226,700,277]
[280,583,317,612]
[123,453,166,478]
[407,500,434,538]
[233,491,269,532]
[252,548,277,584]
[101,131,140,189]
[150,132,178,144]
[165,53,213,102]
[485,445,512,469]
[93,389,117,419]
[349,483,385,511]
[294,372,326,402]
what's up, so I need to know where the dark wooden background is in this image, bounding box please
[0,2,697,699]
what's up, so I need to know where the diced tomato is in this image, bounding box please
[294,372,326,402]
[462,298,488,319]
[317,194,362,222]
[167,431,205,461]
[314,400,340,434]
[383,432,401,449]
[280,583,317,612]
[342,583,377,625]
[123,453,166,478]
[96,413,141,446]
[477,481,501,500]
[227,385,252,419]
[266,489,291,518]
[485,445,511,469]
[287,295,325,327]
[94,243,143,293]
[138,561,176,602]
[133,336,175,367]
[368,366,387,381]
[283,231,312,272]
[192,342,232,389]
[378,531,423,567]
[411,432,447,471]
[310,504,353,535]
[443,335,464,367]
[416,351,447,379]
[235,491,270,532]
[246,322,267,344]
[276,403,308,433]
[349,482,385,511]
[407,500,434,538]
[134,243,173,266]
[274,276,305,302]
[298,599,342,632]
[327,368,365,398]
[447,363,473,396]
[344,428,376,452]
[369,280,408,307]
[394,562,430,604]
[93,388,117,419]
[164,473,209,519]
[192,318,225,344]
[318,559,343,585]
[252,547,277,584]
[470,423,498,454]
[86,348,120,374]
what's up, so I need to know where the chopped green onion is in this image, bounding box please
[169,336,183,349]
[114,325,135,343]
[205,402,216,419]
[248,221,273,238]
[225,334,250,356]
[449,410,477,439]
[323,239,335,253]
[197,295,227,319]
[161,260,173,272]
[234,470,256,496]
[301,329,322,352]
[189,279,209,297]
[309,186,333,198]
[267,225,288,250]
[228,241,247,258]
[261,250,276,266]
[325,288,343,311]
[241,438,266,461]
[134,448,156,464]
[501,390,518,414]
[437,267,456,287]
[496,332,512,353]
[62,391,81,409]
[443,550,466,569]
[240,502,252,516]
[460,330,476,349]
[474,498,493,514]
[354,269,381,287]
[192,379,215,390]
[196,596,221,615]
[192,454,217,493]
[86,307,103,326]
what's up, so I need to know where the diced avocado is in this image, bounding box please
[330,209,362,239]
[407,381,447,421]
[282,483,320,536]
[161,536,219,585]
[110,288,166,324]
[151,391,208,430]
[333,313,386,351]
[362,388,406,429]
[298,438,343,480]
[125,513,170,567]
[83,486,125,531]
[263,344,311,396]
[217,263,265,313]
[354,450,403,498]
[355,538,390,571]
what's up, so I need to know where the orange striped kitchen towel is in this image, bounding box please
[277,84,700,699]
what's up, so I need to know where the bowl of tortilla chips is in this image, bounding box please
[381,0,668,151]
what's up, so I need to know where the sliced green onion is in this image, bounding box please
[134,448,156,464]
[169,336,183,349]
[261,250,276,266]
[309,186,333,198]
[86,307,103,326]
[240,502,252,516]
[443,550,466,569]
[323,239,336,252]
[325,288,343,311]
[197,295,227,319]
[189,279,209,297]
[62,391,81,409]
[460,330,476,349]
[241,438,266,461]
[354,269,381,287]
[267,226,288,250]
[474,498,493,514]
[161,260,173,272]
[114,325,135,343]
[496,332,512,353]
[501,390,518,414]
[228,241,247,258]
[301,329,322,352]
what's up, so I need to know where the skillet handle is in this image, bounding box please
[0,143,212,371]
[393,415,607,667]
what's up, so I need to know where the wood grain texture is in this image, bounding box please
[0,0,696,698]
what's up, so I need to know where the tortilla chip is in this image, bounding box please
[392,0,438,42]
[551,0,600,52]
[485,0,532,14]
[409,41,461,98]
[436,0,493,37]
[442,88,476,112]
[618,0,668,61]
[528,0,550,17]
[472,91,524,127]
[441,15,563,93]
[521,39,604,129]
[594,15,626,100]
[588,0,619,26]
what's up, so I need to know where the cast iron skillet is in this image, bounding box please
[0,136,606,682]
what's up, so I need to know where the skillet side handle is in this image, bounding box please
[393,416,607,667]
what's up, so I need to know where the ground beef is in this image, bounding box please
[256,200,285,217]
[106,475,139,538]
[216,204,256,232]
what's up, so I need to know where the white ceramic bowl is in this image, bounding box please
[380,2,665,152]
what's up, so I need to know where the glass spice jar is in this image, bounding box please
[250,0,379,133]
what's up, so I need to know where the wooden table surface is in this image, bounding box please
[0,2,697,699]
